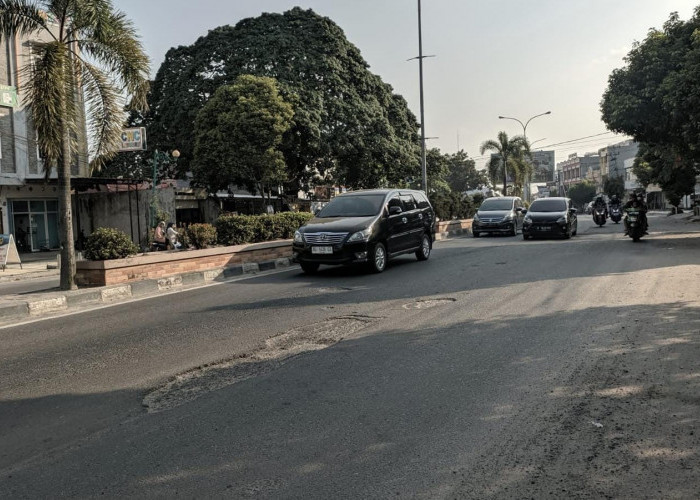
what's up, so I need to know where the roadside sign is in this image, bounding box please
[0,85,18,108]
[0,234,22,271]
[119,127,147,151]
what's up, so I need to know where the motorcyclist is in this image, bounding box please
[623,192,648,235]
[609,194,621,209]
[592,195,608,218]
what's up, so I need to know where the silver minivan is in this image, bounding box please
[472,196,525,237]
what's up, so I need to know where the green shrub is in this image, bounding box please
[429,192,476,220]
[84,227,139,261]
[186,223,217,249]
[215,212,314,245]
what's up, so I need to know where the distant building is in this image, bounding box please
[557,152,600,188]
[0,13,89,251]
[599,140,639,179]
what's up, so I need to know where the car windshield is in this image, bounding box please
[316,194,385,217]
[530,199,567,212]
[479,199,513,211]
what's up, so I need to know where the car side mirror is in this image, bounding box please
[520,209,527,215]
[570,208,577,213]
[389,206,403,216]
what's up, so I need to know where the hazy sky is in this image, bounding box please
[115,0,698,167]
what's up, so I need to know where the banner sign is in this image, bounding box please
[0,234,22,271]
[0,85,18,108]
[119,127,147,151]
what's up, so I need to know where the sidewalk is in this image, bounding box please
[0,251,59,283]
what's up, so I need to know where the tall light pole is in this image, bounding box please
[408,0,435,194]
[498,111,551,200]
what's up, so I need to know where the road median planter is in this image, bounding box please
[75,240,293,287]
[435,219,473,240]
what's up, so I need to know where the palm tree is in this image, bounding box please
[0,0,149,290]
[480,131,530,196]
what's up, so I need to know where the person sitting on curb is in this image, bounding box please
[153,221,167,251]
[166,222,182,250]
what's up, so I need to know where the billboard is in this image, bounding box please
[119,127,147,151]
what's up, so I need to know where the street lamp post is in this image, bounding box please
[150,149,180,229]
[408,0,435,194]
[498,111,551,200]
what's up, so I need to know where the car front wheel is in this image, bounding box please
[416,234,431,261]
[368,242,387,273]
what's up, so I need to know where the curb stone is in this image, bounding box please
[0,257,296,326]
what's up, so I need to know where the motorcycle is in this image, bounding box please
[610,205,622,224]
[593,207,607,227]
[625,208,644,242]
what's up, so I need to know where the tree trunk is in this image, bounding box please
[58,113,76,290]
[502,154,508,196]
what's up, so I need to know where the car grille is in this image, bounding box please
[479,217,503,224]
[304,232,349,244]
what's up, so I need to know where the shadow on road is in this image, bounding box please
[2,302,699,498]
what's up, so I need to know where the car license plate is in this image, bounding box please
[537,226,551,231]
[311,246,333,254]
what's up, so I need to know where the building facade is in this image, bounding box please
[0,20,88,251]
[557,152,600,188]
[598,140,639,180]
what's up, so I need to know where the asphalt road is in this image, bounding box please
[1,213,699,498]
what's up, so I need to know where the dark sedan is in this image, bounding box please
[522,197,578,239]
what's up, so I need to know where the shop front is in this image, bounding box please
[7,198,60,252]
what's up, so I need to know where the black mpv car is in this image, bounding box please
[293,189,435,273]
[522,197,578,239]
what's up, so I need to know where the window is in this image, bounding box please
[414,192,430,209]
[387,195,402,213]
[30,200,45,212]
[400,194,417,211]
[12,200,29,213]
[479,198,515,211]
[316,194,385,218]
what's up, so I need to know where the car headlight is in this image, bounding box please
[473,213,479,222]
[347,229,371,243]
[524,215,532,223]
[556,216,566,224]
[294,230,304,243]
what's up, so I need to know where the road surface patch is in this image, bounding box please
[143,315,376,413]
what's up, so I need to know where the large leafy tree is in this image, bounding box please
[445,150,488,193]
[601,8,700,202]
[603,175,625,200]
[633,144,697,209]
[0,0,149,289]
[144,7,420,191]
[480,131,530,196]
[567,181,597,208]
[192,75,293,199]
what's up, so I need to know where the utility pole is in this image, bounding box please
[408,0,435,194]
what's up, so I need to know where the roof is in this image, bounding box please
[340,188,425,197]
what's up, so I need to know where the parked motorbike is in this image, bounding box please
[625,208,644,242]
[610,205,622,224]
[593,207,607,227]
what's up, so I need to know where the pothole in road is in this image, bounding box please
[402,298,457,309]
[143,315,377,413]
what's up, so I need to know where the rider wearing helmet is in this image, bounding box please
[623,191,648,235]
[592,194,608,218]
